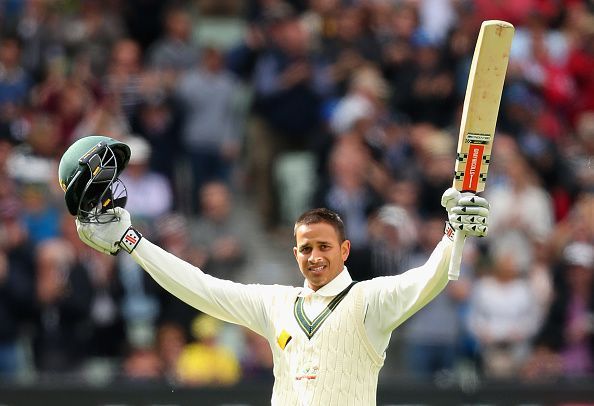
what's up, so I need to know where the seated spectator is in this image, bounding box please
[526,242,594,379]
[467,245,540,379]
[0,203,35,379]
[486,148,555,273]
[20,182,61,245]
[176,314,241,386]
[0,36,31,109]
[119,135,173,223]
[154,213,204,333]
[130,93,181,184]
[175,46,242,211]
[189,181,247,280]
[122,344,163,383]
[155,322,187,382]
[240,328,273,383]
[367,204,418,277]
[32,238,93,374]
[102,38,144,123]
[402,216,470,379]
[86,251,126,359]
[147,6,200,76]
[313,139,383,281]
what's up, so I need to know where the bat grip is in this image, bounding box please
[448,225,466,280]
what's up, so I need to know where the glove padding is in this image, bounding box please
[76,207,132,255]
[441,187,489,237]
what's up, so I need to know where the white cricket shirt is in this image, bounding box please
[131,235,453,405]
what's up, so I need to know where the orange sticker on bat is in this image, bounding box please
[462,144,484,192]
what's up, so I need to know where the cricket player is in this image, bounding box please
[60,135,490,405]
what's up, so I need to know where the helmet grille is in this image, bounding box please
[76,144,128,223]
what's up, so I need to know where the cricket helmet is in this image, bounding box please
[58,135,130,223]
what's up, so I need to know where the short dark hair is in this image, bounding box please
[294,208,346,242]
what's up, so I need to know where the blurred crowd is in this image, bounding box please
[0,0,593,388]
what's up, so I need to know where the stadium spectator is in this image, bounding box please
[0,198,35,378]
[155,321,186,382]
[466,246,541,378]
[0,36,30,108]
[367,204,418,277]
[154,213,205,334]
[526,242,594,379]
[402,216,470,379]
[175,46,242,209]
[313,138,382,281]
[229,2,323,230]
[147,6,200,75]
[190,181,247,280]
[118,135,173,222]
[129,92,181,185]
[176,314,241,386]
[32,238,93,374]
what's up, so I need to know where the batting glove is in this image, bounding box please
[76,207,142,255]
[441,187,489,238]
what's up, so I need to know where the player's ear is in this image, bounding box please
[293,246,298,260]
[341,240,351,261]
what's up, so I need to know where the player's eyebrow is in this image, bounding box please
[299,240,332,249]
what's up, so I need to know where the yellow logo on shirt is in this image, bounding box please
[277,329,292,350]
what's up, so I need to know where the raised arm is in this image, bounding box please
[363,188,489,350]
[363,235,453,334]
[76,208,274,337]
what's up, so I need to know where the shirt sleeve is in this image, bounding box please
[131,238,275,337]
[362,236,453,352]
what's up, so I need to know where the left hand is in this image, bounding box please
[441,187,489,237]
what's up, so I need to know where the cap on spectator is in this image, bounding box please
[563,242,594,269]
[329,94,374,135]
[191,313,222,341]
[377,204,418,248]
[124,135,151,164]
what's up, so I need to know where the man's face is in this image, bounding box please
[293,222,350,291]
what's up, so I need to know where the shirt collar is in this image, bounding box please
[298,267,353,298]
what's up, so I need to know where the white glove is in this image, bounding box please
[441,187,489,237]
[76,207,142,255]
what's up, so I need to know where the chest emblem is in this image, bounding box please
[277,329,292,350]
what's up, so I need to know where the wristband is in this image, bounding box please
[119,227,142,254]
[444,221,455,242]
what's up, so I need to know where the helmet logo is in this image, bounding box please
[79,141,107,165]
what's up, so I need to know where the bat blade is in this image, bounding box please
[449,20,514,280]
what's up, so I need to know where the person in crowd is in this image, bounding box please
[176,46,242,209]
[526,242,594,379]
[466,243,541,378]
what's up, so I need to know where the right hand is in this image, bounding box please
[76,207,132,255]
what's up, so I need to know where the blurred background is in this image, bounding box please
[0,0,593,404]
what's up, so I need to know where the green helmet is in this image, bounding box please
[58,135,131,222]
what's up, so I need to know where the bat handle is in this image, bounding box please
[448,227,466,280]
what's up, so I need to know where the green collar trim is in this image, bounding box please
[294,281,357,339]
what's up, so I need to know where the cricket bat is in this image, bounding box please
[449,20,515,280]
